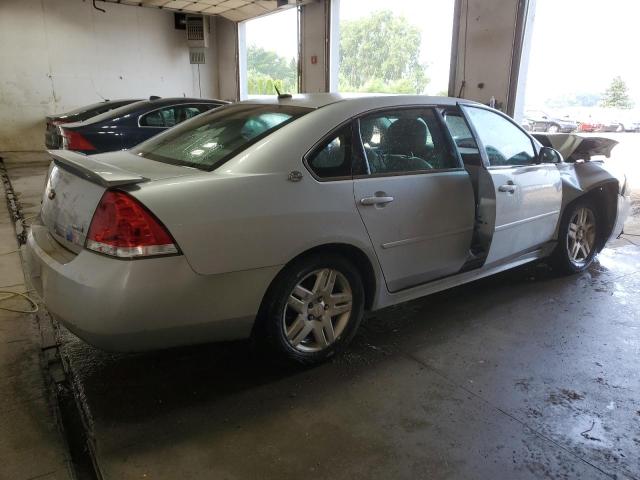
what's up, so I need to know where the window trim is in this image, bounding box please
[137,103,220,129]
[459,103,542,169]
[351,105,466,179]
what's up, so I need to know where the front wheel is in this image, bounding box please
[259,254,365,365]
[547,124,560,133]
[551,199,599,274]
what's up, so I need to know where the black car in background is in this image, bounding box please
[57,97,227,154]
[524,110,578,133]
[45,98,141,148]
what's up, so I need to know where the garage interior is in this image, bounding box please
[1,1,639,479]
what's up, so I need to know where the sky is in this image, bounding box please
[244,0,640,107]
[524,0,640,109]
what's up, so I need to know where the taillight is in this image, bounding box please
[86,191,178,258]
[60,128,96,152]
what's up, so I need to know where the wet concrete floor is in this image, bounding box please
[5,153,640,479]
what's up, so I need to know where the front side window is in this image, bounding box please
[357,108,459,175]
[464,107,536,167]
[133,104,311,171]
[442,110,482,167]
[306,126,352,179]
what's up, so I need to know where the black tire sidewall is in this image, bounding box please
[261,253,365,365]
[553,198,599,274]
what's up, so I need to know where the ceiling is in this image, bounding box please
[100,0,297,22]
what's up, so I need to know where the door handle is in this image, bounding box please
[360,196,394,206]
[498,183,516,193]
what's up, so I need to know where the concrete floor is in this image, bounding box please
[0,156,72,480]
[2,147,640,479]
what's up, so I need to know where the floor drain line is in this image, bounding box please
[2,158,101,480]
[0,158,27,245]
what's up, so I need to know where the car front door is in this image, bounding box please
[461,105,562,265]
[352,107,476,292]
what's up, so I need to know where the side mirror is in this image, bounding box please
[539,146,563,164]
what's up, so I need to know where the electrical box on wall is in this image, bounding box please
[186,15,208,48]
[189,49,206,65]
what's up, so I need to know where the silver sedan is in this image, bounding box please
[26,94,631,364]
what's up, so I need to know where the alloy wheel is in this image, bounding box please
[566,207,596,267]
[283,268,353,353]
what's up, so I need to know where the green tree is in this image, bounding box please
[339,10,428,94]
[246,45,297,95]
[600,76,633,109]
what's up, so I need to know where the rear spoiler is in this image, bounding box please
[48,150,148,188]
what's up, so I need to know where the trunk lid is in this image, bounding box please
[41,150,199,253]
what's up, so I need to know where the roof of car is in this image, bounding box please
[68,97,228,127]
[143,97,227,106]
[240,93,477,109]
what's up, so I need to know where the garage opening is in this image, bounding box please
[239,7,300,99]
[517,0,640,190]
[329,0,455,95]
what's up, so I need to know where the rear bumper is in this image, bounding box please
[25,224,280,352]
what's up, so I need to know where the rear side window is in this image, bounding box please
[133,104,311,171]
[306,126,352,179]
[140,107,176,127]
[357,108,459,175]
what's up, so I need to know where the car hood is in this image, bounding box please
[532,133,618,162]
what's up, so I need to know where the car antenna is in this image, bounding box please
[274,85,292,100]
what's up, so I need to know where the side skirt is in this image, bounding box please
[375,244,553,309]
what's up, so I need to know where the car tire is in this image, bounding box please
[547,124,560,133]
[550,198,600,274]
[258,253,365,365]
[616,124,624,132]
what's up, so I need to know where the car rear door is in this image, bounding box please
[460,105,562,265]
[351,107,475,292]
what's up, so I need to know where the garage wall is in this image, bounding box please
[0,0,210,151]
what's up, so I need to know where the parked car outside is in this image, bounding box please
[577,119,603,132]
[624,121,640,132]
[57,97,228,154]
[524,109,577,133]
[614,112,640,132]
[597,118,625,132]
[45,98,141,148]
[26,94,630,365]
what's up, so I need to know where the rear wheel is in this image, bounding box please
[259,254,365,365]
[551,199,599,274]
[547,124,560,133]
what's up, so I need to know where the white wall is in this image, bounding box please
[0,0,213,151]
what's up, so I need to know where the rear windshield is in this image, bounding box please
[132,104,312,171]
[83,100,150,123]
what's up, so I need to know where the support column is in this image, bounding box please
[299,0,330,93]
[449,0,531,116]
